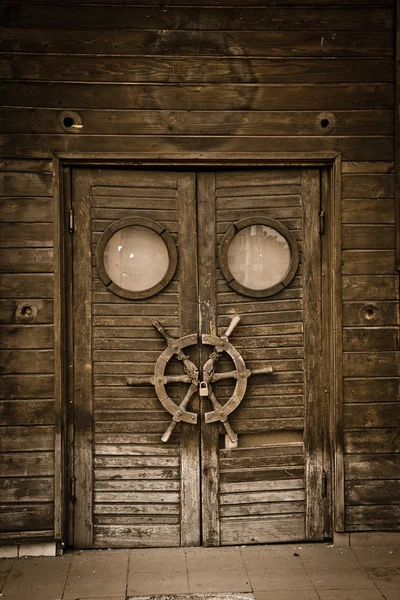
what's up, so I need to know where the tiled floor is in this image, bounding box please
[0,544,399,600]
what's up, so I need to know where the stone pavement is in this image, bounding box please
[0,544,399,600]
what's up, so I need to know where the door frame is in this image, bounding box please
[53,151,343,549]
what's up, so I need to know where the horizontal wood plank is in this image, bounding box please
[344,429,400,454]
[0,425,54,451]
[0,399,54,425]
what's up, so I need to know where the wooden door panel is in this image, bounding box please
[206,168,324,545]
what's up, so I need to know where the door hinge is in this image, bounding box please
[68,209,74,234]
[319,210,325,235]
[322,470,328,497]
[70,476,76,503]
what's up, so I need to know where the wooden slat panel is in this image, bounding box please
[342,250,396,274]
[0,27,393,56]
[343,351,399,377]
[1,5,394,30]
[0,504,53,531]
[0,425,54,451]
[343,301,399,326]
[342,199,395,224]
[346,480,400,505]
[0,223,53,247]
[0,197,53,222]
[0,172,52,197]
[0,477,54,503]
[0,273,54,298]
[220,501,305,517]
[0,135,394,162]
[0,248,54,273]
[346,505,400,525]
[344,429,400,454]
[0,400,54,425]
[342,174,395,198]
[93,525,180,547]
[343,377,399,403]
[0,374,54,399]
[345,454,399,479]
[342,276,399,300]
[343,327,398,351]
[0,325,54,349]
[0,452,54,477]
[0,58,394,84]
[342,225,395,249]
[0,82,393,110]
[344,403,400,428]
[220,516,305,545]
[0,349,54,374]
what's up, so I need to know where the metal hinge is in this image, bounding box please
[319,210,325,235]
[70,476,76,503]
[68,209,74,234]
[322,470,328,497]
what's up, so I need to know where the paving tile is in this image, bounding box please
[0,555,71,600]
[63,549,128,599]
[241,545,305,569]
[0,558,15,591]
[188,567,251,593]
[305,565,375,590]
[245,566,313,592]
[254,591,320,600]
[353,547,400,568]
[185,546,245,571]
[297,545,359,567]
[129,547,186,572]
[128,569,189,594]
[368,567,400,589]
[0,547,18,558]
[317,590,385,600]
[378,590,400,600]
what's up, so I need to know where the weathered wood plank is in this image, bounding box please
[0,452,54,477]
[0,504,53,531]
[343,351,399,377]
[220,515,305,545]
[342,225,395,249]
[93,524,180,548]
[1,82,393,110]
[344,402,400,428]
[342,199,395,224]
[0,477,54,503]
[342,174,395,198]
[342,250,396,275]
[343,301,399,326]
[344,429,400,453]
[0,400,54,425]
[0,425,54,451]
[0,349,54,374]
[342,276,399,300]
[0,324,53,350]
[95,468,180,481]
[345,455,400,479]
[220,501,305,517]
[0,273,54,299]
[95,504,179,515]
[0,57,394,84]
[0,27,393,56]
[0,196,53,222]
[342,161,395,174]
[343,327,398,351]
[220,489,305,505]
[346,480,400,505]
[0,135,394,162]
[346,505,400,525]
[220,467,304,484]
[0,299,54,324]
[0,172,52,197]
[94,491,179,504]
[0,223,53,247]
[0,374,54,399]
[0,248,54,273]
[343,377,399,403]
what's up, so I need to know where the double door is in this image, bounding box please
[70,167,329,548]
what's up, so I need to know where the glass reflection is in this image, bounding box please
[104,226,169,292]
[227,225,291,290]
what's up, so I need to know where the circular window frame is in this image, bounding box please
[219,216,300,298]
[96,217,178,300]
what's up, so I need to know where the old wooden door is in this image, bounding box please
[69,167,328,548]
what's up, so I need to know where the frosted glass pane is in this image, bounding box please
[104,226,169,292]
[227,225,291,290]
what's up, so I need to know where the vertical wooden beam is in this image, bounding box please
[53,154,65,546]
[178,172,201,547]
[197,171,220,546]
[331,154,345,533]
[302,168,324,541]
[396,1,400,271]
[71,168,93,548]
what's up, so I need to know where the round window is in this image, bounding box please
[219,217,299,298]
[96,217,178,299]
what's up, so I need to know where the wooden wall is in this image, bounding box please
[0,0,399,542]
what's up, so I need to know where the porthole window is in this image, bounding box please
[96,217,178,299]
[219,217,299,298]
